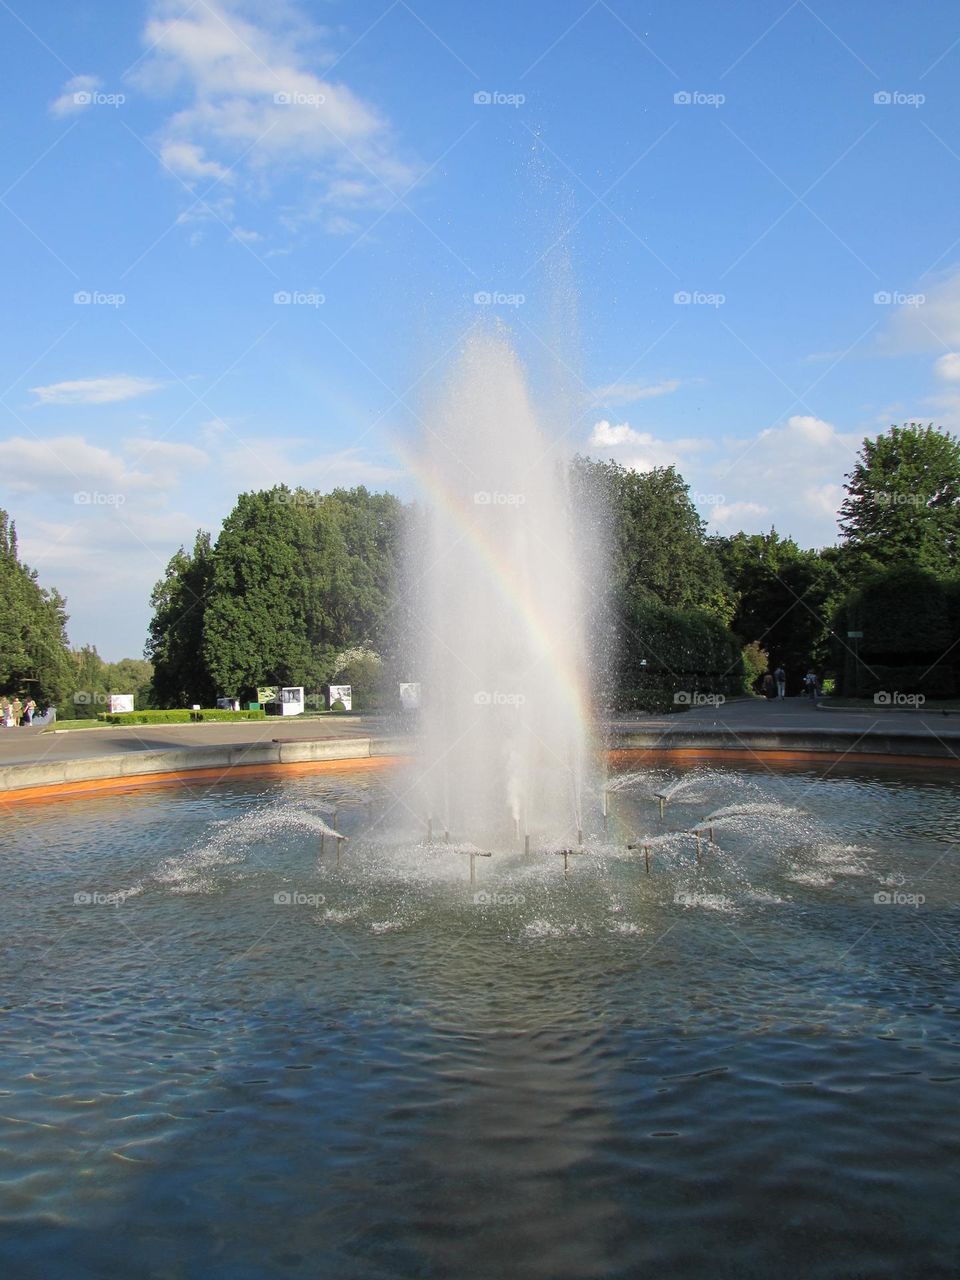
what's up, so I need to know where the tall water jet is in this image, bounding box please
[409,330,593,850]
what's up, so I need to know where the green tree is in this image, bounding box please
[569,456,732,618]
[711,530,840,687]
[838,423,960,578]
[146,531,217,707]
[199,486,406,698]
[0,510,72,706]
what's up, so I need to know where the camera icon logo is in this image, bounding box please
[673,290,691,304]
[873,291,892,305]
[74,90,93,106]
[474,91,492,105]
[674,91,692,104]
[874,891,891,904]
[273,891,292,904]
[473,890,491,905]
[73,891,92,904]
[274,91,292,105]
[273,291,291,304]
[474,691,492,706]
[673,690,692,705]
[874,91,892,105]
[874,691,891,705]
[74,290,91,304]
[473,491,492,504]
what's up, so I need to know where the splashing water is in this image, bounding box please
[408,332,594,850]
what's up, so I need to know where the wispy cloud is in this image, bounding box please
[883,267,960,353]
[590,377,680,407]
[131,0,419,234]
[30,376,163,406]
[49,74,102,118]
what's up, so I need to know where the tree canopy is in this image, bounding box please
[0,510,72,705]
[144,486,407,703]
[838,423,960,578]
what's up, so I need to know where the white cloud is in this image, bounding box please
[708,501,770,530]
[591,378,680,407]
[884,268,960,352]
[159,140,231,182]
[49,74,101,118]
[0,435,210,501]
[935,352,960,382]
[584,412,863,545]
[217,435,403,493]
[0,435,148,497]
[30,376,163,406]
[131,0,419,229]
[589,419,706,469]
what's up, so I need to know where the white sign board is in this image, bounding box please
[399,682,421,710]
[328,684,352,711]
[108,694,134,714]
[279,686,305,716]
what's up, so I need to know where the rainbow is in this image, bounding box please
[395,440,592,740]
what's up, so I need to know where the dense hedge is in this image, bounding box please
[835,566,960,697]
[99,709,266,724]
[612,598,745,712]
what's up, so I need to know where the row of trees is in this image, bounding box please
[129,421,960,710]
[5,422,959,713]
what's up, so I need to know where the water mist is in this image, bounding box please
[409,331,594,851]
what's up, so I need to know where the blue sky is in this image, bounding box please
[2,0,960,658]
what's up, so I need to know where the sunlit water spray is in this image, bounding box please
[406,331,593,851]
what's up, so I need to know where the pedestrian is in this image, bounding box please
[774,664,786,699]
[762,671,775,699]
[803,669,818,701]
[10,697,22,726]
[23,699,36,726]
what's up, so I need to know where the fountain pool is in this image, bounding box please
[3,758,959,1279]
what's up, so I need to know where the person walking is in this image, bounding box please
[23,699,36,726]
[762,671,775,699]
[774,665,786,699]
[803,669,818,701]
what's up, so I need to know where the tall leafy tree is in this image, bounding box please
[145,531,216,707]
[839,423,960,578]
[0,509,71,705]
[569,456,732,618]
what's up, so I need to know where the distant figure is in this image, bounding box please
[762,671,775,699]
[803,669,818,701]
[774,665,786,699]
[23,699,37,725]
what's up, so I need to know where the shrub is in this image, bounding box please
[329,699,347,713]
[835,566,958,697]
[614,597,746,711]
[98,708,266,724]
[741,642,768,692]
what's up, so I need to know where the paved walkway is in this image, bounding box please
[0,714,398,768]
[610,695,960,739]
[1,699,958,775]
